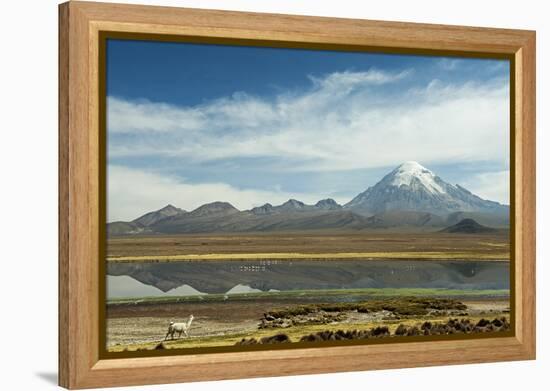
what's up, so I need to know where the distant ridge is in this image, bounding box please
[108,162,509,235]
[107,204,186,235]
[186,201,239,218]
[133,204,185,227]
[440,218,497,234]
[315,198,342,210]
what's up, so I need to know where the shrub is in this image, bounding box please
[394,324,408,336]
[235,338,258,345]
[260,333,290,344]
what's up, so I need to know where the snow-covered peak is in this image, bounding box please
[397,161,428,172]
[388,161,445,194]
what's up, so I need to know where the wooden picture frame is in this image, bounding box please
[59,1,536,389]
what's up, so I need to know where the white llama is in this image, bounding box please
[164,315,194,340]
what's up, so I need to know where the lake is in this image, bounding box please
[106,259,509,299]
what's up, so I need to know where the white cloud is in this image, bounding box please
[461,170,510,205]
[107,69,509,173]
[437,58,463,71]
[107,165,339,222]
[308,69,411,90]
[107,69,510,218]
[108,98,205,134]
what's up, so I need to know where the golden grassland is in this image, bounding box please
[107,231,510,261]
[107,251,508,262]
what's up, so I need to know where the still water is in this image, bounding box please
[107,259,509,299]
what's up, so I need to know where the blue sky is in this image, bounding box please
[106,39,510,221]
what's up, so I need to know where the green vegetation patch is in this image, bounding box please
[265,297,467,319]
[107,287,510,306]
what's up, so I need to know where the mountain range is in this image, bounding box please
[107,161,509,235]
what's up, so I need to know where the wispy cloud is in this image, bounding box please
[437,58,462,71]
[461,170,510,204]
[107,68,509,218]
[108,68,509,172]
[108,98,205,134]
[307,69,411,89]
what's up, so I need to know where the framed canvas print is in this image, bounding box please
[58,1,536,389]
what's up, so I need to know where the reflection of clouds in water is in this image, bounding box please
[108,277,282,298]
[107,275,204,299]
[107,275,163,298]
[167,284,204,296]
[226,284,262,295]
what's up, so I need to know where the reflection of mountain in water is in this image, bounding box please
[107,260,509,296]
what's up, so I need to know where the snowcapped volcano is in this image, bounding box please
[109,161,509,235]
[345,161,507,215]
[387,161,445,194]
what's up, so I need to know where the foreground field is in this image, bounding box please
[107,231,509,260]
[106,290,510,351]
[108,314,510,351]
[106,232,510,351]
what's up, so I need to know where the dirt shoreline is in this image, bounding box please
[107,252,509,262]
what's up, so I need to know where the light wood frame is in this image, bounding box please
[59,1,536,389]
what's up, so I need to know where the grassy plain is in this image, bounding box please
[107,231,510,261]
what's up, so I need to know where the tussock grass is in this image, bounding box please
[237,317,511,345]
